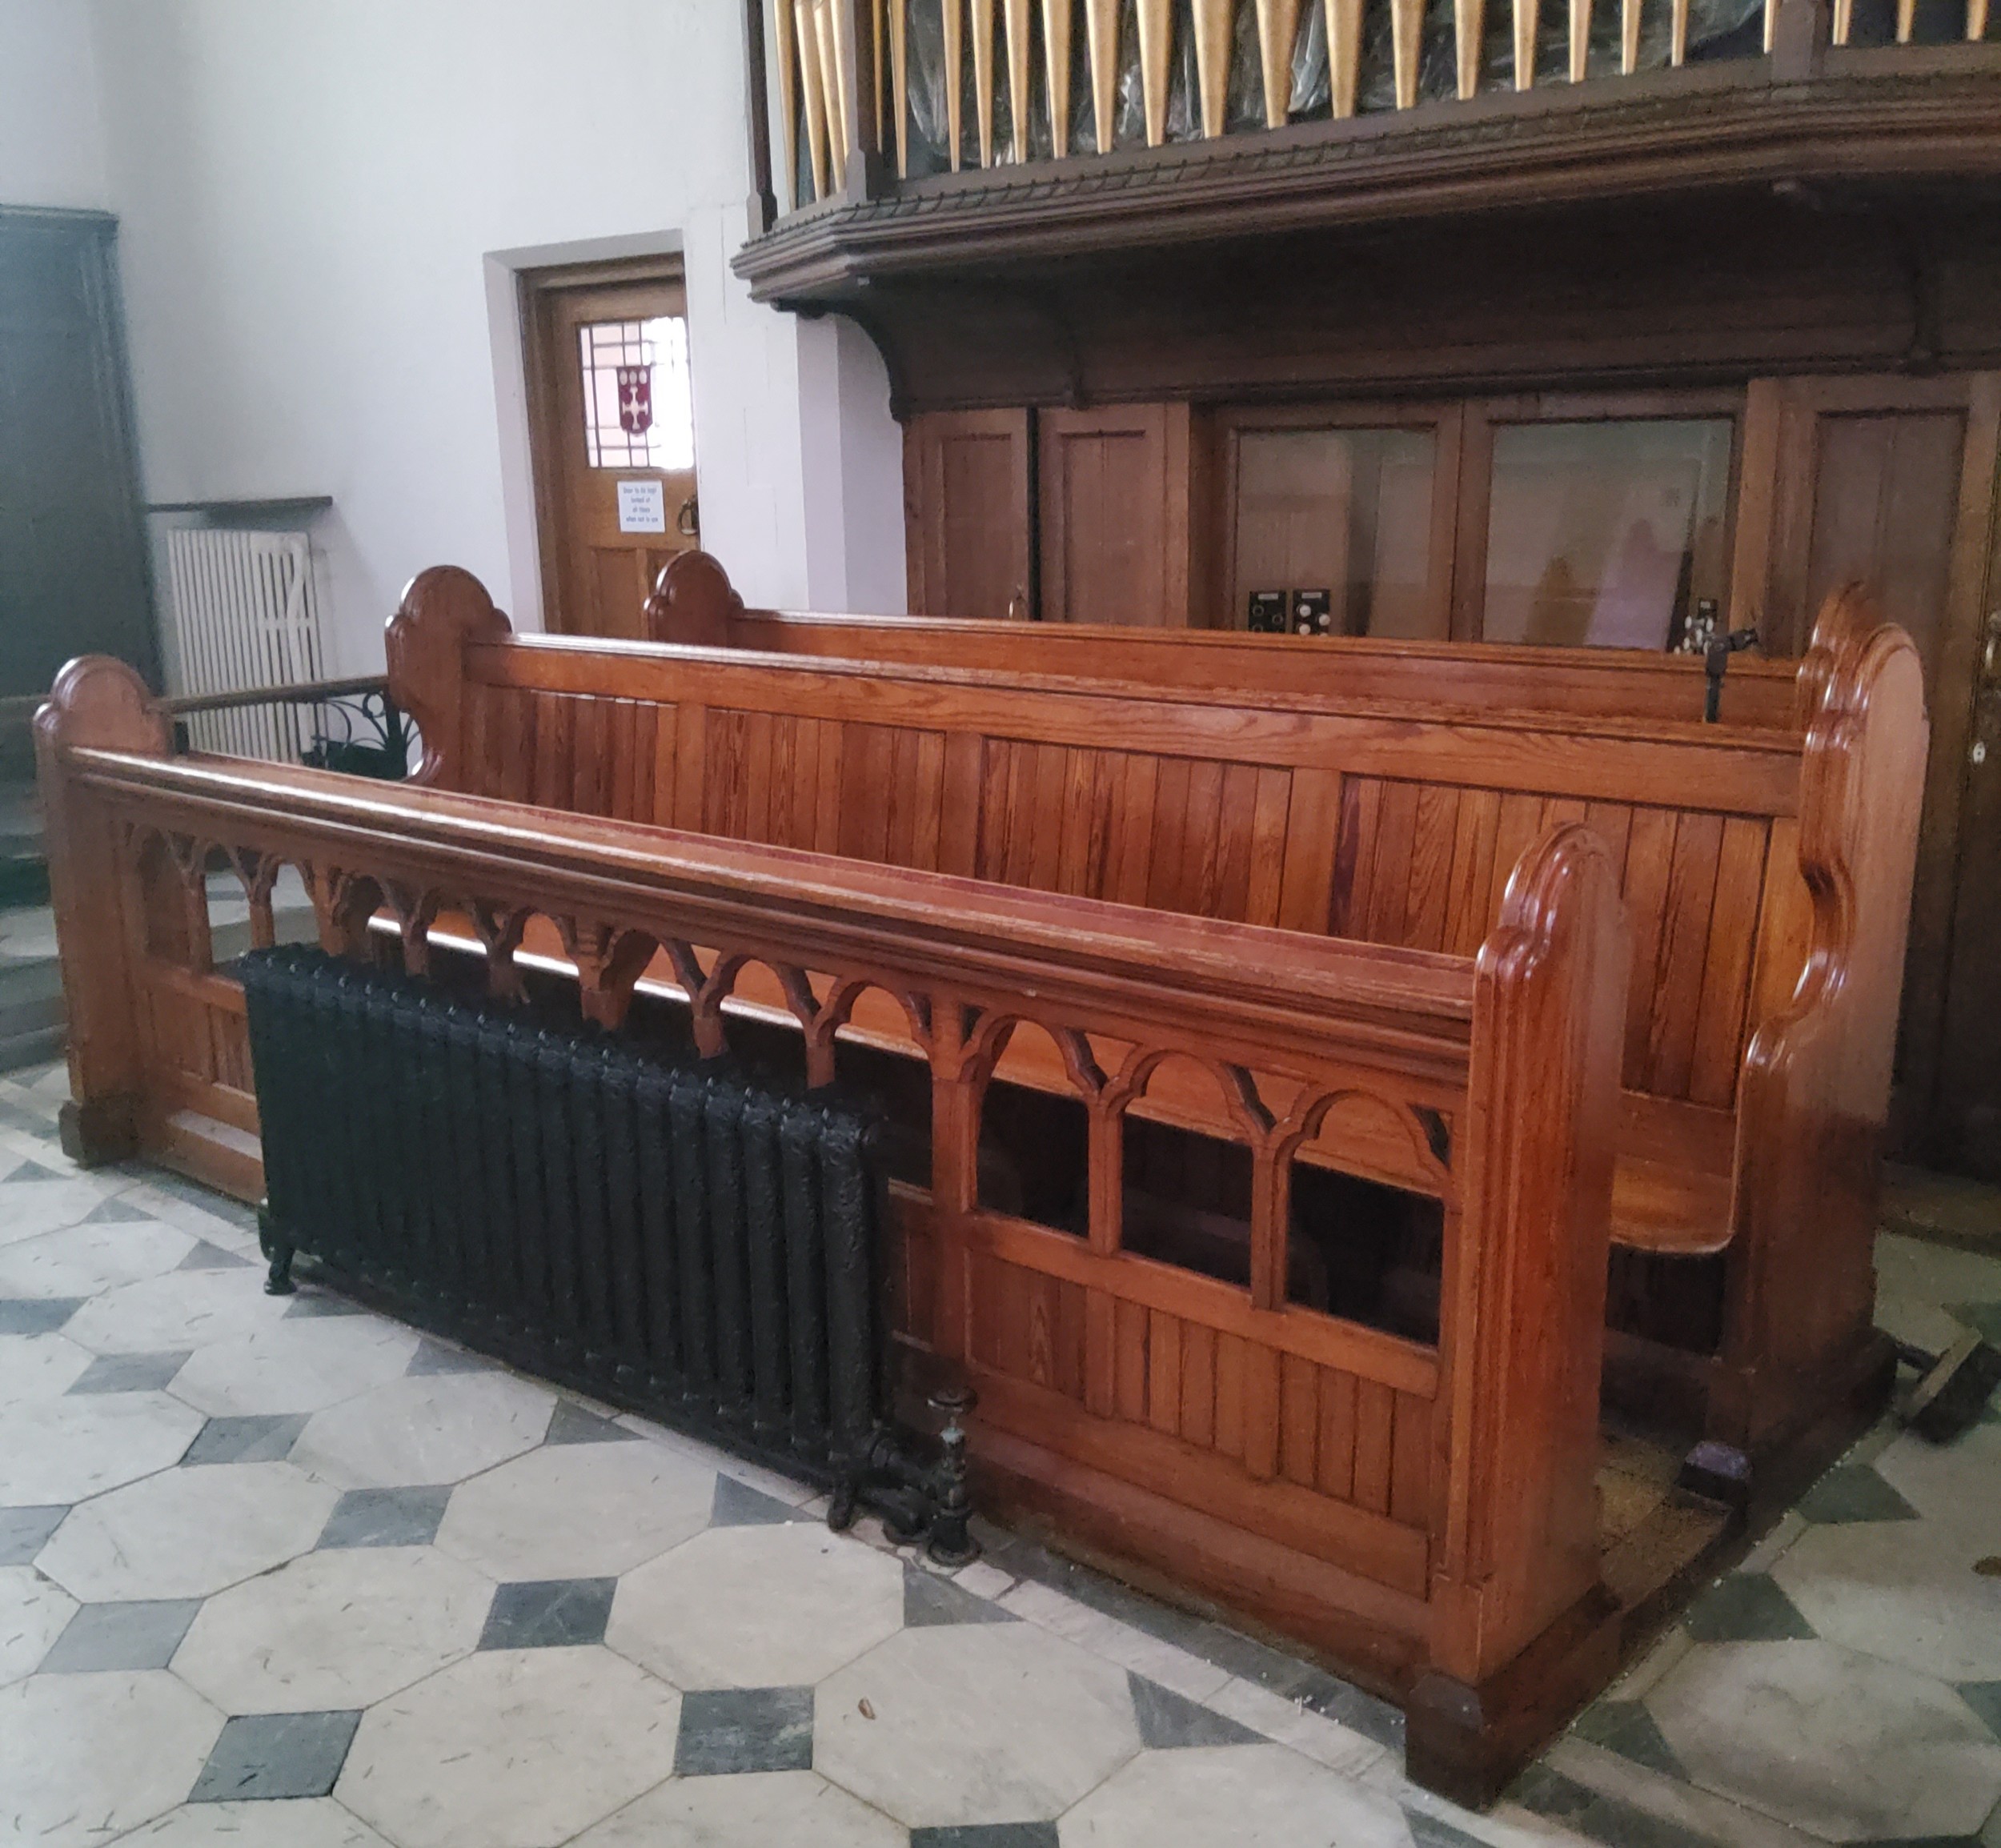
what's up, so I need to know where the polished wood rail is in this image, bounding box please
[38,652,1628,1802]
[391,561,1927,1489]
[644,547,1803,728]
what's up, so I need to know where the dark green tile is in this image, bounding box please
[1798,1465,1919,1525]
[1128,1674,1262,1749]
[543,1401,637,1446]
[1957,1682,2001,1742]
[708,1475,810,1527]
[1511,1766,1719,1848]
[1572,1699,1685,1778]
[904,1564,1017,1628]
[1682,1572,1814,1643]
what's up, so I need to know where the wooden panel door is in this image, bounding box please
[904,410,1033,619]
[1039,404,1201,627]
[524,261,699,639]
[0,209,154,769]
[1763,375,2001,1172]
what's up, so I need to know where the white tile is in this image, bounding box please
[1876,1421,2001,1545]
[434,1437,715,1583]
[816,1620,1141,1827]
[37,1458,339,1601]
[951,1559,1016,1601]
[115,1798,394,1846]
[572,1769,905,1848]
[996,1581,1229,1705]
[336,1646,680,1848]
[170,1317,420,1417]
[0,1388,203,1505]
[0,1562,76,1685]
[1773,1514,2001,1681]
[1204,1676,1387,1777]
[1648,1638,2001,1842]
[1875,1231,2001,1309]
[616,1411,815,1504]
[0,1177,123,1247]
[64,1267,283,1355]
[608,1519,904,1690]
[1737,1510,1807,1577]
[1542,1738,1825,1848]
[0,1330,94,1405]
[112,1181,260,1253]
[291,1371,555,1489]
[1059,1742,1411,1848]
[0,1669,222,1848]
[174,1543,493,1714]
[0,1217,194,1299]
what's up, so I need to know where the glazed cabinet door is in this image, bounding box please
[904,410,1034,620]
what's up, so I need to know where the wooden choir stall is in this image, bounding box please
[35,556,1925,1804]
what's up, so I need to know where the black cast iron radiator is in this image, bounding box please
[236,945,972,1558]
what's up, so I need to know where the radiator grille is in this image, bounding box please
[237,947,888,1477]
[161,528,324,761]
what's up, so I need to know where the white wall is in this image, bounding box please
[78,0,904,675]
[0,0,110,209]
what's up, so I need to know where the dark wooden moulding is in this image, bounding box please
[36,558,1923,1802]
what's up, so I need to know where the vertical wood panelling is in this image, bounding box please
[605,700,636,822]
[1213,1329,1247,1460]
[1689,817,1772,1107]
[1619,806,1678,1085]
[571,697,611,818]
[1442,787,1502,956]
[743,710,776,841]
[1354,1377,1395,1513]
[1277,768,1342,933]
[1389,1392,1433,1525]
[1245,767,1293,927]
[1180,1322,1217,1447]
[1647,811,1726,1097]
[1147,1308,1181,1433]
[1317,1369,1358,1499]
[1279,1353,1319,1485]
[1115,1297,1150,1421]
[1109,755,1160,906]
[1403,783,1461,951]
[940,733,986,877]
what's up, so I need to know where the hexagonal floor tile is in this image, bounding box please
[170,1317,421,1418]
[37,1459,339,1601]
[0,1669,223,1847]
[1876,1423,2001,1545]
[291,1372,555,1489]
[1647,1638,2001,1842]
[0,1562,76,1684]
[335,1646,680,1848]
[1774,1514,2001,1682]
[571,1768,904,1846]
[608,1521,904,1691]
[435,1437,716,1584]
[0,1389,203,1504]
[0,1217,194,1299]
[0,1330,93,1403]
[815,1620,1143,1828]
[0,1177,121,1248]
[117,1798,394,1846]
[63,1268,283,1356]
[174,1543,494,1713]
[1058,1742,1414,1848]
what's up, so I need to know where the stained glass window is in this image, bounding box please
[578,316,695,471]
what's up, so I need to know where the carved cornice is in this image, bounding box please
[735,61,2001,305]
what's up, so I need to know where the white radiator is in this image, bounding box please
[160,528,325,762]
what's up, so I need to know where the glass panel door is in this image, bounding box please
[1481,419,1734,650]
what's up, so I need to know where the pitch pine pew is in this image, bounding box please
[644,547,1803,728]
[386,567,1927,1498]
[39,653,1630,1804]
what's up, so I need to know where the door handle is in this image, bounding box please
[677,496,700,539]
[1006,588,1030,623]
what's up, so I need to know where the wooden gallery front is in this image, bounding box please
[36,0,1998,1810]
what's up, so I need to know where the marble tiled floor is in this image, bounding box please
[1,1058,1999,1848]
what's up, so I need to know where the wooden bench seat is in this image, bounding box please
[40,652,1632,1806]
[385,563,1927,1482]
